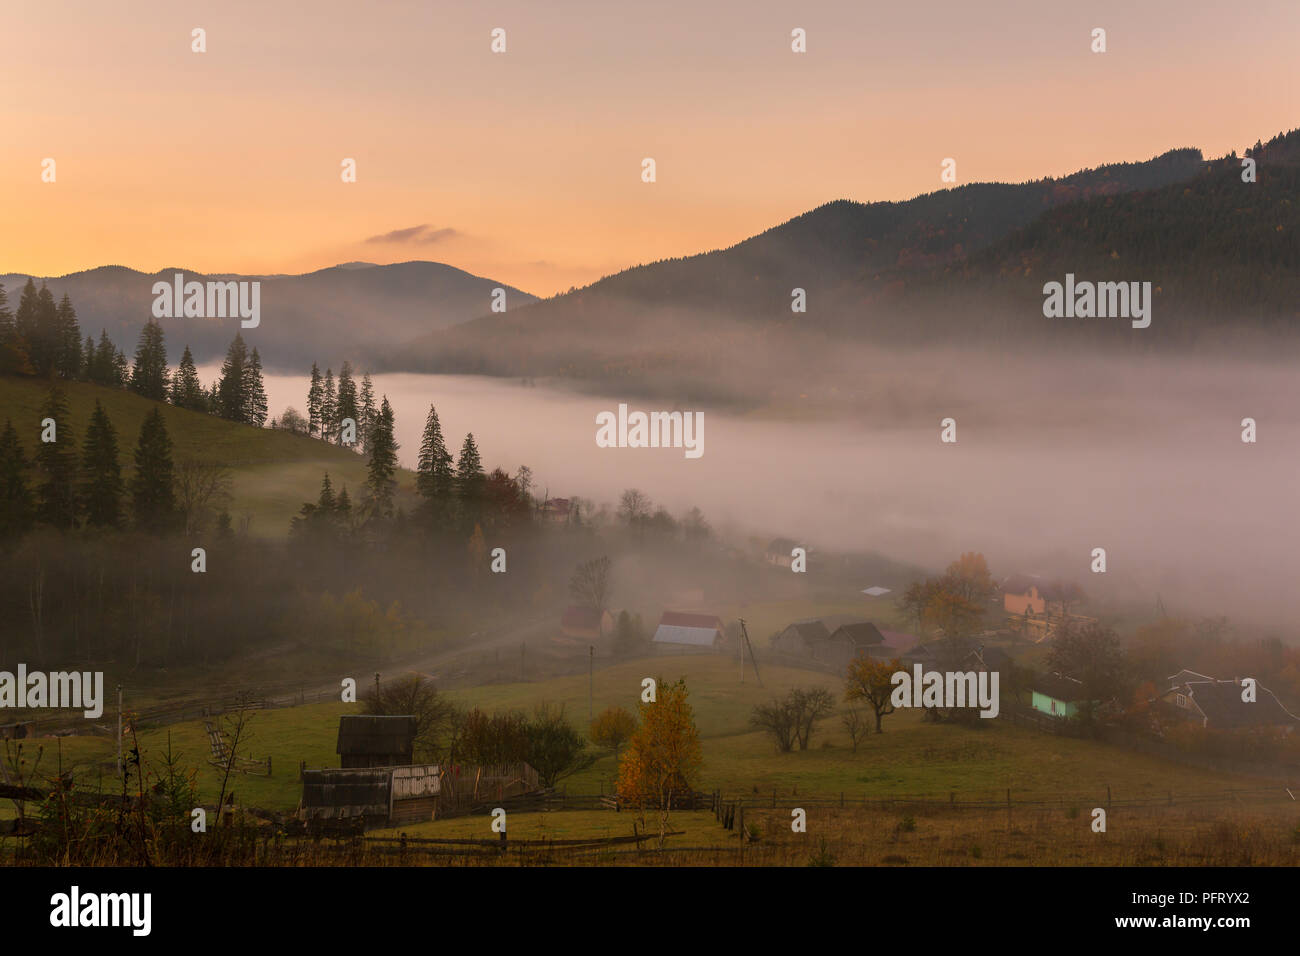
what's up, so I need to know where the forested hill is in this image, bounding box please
[400,146,1209,372]
[395,130,1296,384]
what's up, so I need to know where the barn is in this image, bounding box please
[652,611,725,654]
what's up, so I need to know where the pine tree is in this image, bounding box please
[317,472,337,512]
[336,361,358,445]
[130,408,177,533]
[89,330,115,385]
[130,319,169,400]
[34,284,59,376]
[244,347,268,426]
[0,283,33,376]
[320,369,337,442]
[82,335,95,380]
[55,294,82,379]
[216,333,250,422]
[364,396,398,518]
[357,374,377,451]
[35,386,80,529]
[0,283,11,341]
[307,363,323,438]
[171,345,206,410]
[0,419,35,538]
[13,279,38,357]
[416,405,454,503]
[111,346,130,387]
[455,432,486,524]
[80,400,124,528]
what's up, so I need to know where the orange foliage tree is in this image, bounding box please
[616,678,701,848]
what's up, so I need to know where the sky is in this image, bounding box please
[1,0,1295,296]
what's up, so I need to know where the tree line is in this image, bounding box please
[0,279,270,427]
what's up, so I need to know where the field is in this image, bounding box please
[0,375,416,536]
[6,654,1276,813]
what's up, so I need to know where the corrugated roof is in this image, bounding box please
[659,611,724,629]
[653,624,719,646]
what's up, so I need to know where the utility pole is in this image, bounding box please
[739,619,763,688]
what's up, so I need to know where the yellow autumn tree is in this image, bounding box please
[845,655,902,734]
[616,678,701,848]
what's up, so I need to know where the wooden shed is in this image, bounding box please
[336,714,417,768]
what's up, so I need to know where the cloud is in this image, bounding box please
[363,224,461,245]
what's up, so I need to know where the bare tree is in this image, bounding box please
[841,703,869,753]
[617,488,652,533]
[569,557,612,635]
[365,674,461,763]
[175,459,233,535]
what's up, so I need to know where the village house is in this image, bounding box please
[651,611,725,654]
[540,497,573,524]
[1157,670,1299,731]
[815,622,886,671]
[560,605,615,640]
[1002,574,1071,617]
[771,619,831,656]
[1031,672,1089,718]
[764,537,799,567]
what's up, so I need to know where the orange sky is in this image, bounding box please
[1,0,1295,296]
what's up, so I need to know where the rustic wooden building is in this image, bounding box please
[336,715,417,768]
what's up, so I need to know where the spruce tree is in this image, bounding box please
[81,400,124,528]
[336,361,358,445]
[317,472,337,512]
[82,335,95,380]
[35,386,80,529]
[130,408,177,533]
[55,294,82,379]
[90,330,115,385]
[320,368,337,442]
[455,432,486,524]
[171,345,206,410]
[130,319,169,400]
[0,284,31,376]
[13,279,38,355]
[0,419,34,538]
[307,363,323,438]
[364,396,398,518]
[244,347,268,426]
[217,333,250,422]
[357,373,376,451]
[416,405,454,503]
[0,283,11,341]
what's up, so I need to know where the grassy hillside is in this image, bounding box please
[0,374,416,535]
[20,654,1267,815]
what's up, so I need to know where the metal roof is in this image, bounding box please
[652,624,719,646]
